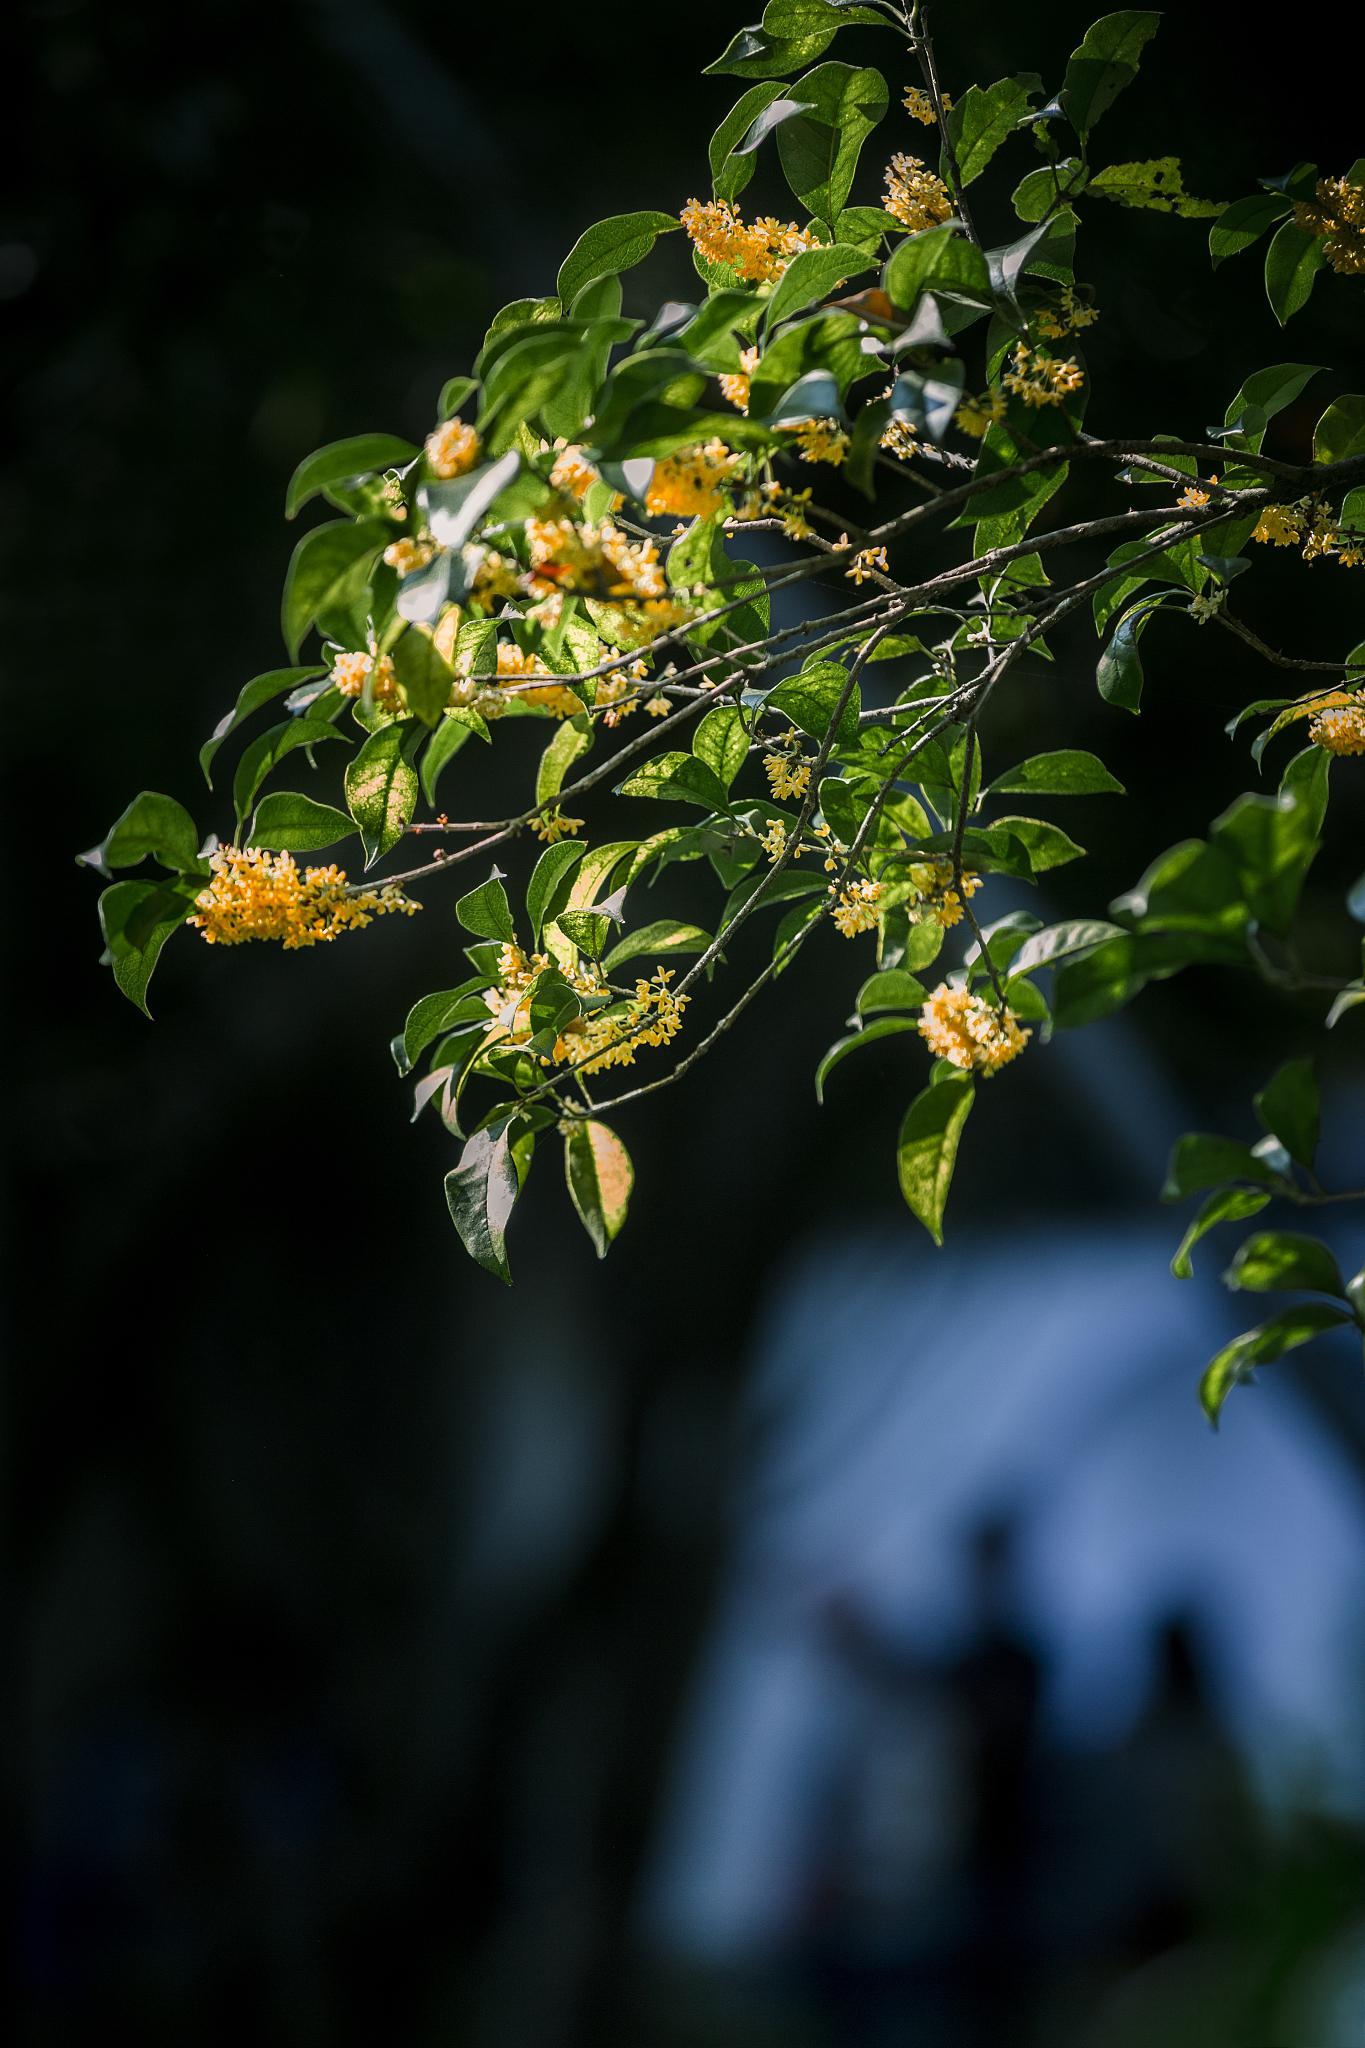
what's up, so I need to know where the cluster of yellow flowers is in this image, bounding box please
[1252,501,1364,566]
[490,640,584,719]
[788,418,850,466]
[918,983,1029,1074]
[760,817,789,863]
[382,534,437,578]
[1034,286,1100,339]
[883,153,953,233]
[845,544,889,585]
[483,949,688,1074]
[905,859,982,931]
[548,444,598,501]
[880,417,923,462]
[1308,701,1365,756]
[903,84,950,124]
[1294,175,1365,277]
[425,418,480,480]
[719,345,759,413]
[680,198,819,284]
[764,749,812,802]
[830,878,883,937]
[530,806,585,843]
[1002,344,1085,408]
[331,649,401,713]
[190,846,419,949]
[1178,485,1212,510]
[645,440,744,519]
[955,389,1007,437]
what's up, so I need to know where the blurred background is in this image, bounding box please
[9,3,1365,2042]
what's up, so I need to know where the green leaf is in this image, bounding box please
[1209,192,1290,267]
[885,223,992,311]
[438,375,477,418]
[199,667,324,788]
[232,715,345,828]
[1011,158,1089,221]
[391,627,456,729]
[1162,1133,1287,1202]
[704,21,839,80]
[563,1119,634,1258]
[897,1074,975,1246]
[1253,1057,1319,1168]
[420,711,487,806]
[988,817,1085,873]
[768,660,860,741]
[1097,594,1166,713]
[1171,1187,1272,1279]
[1221,362,1322,452]
[1265,220,1328,325]
[711,81,785,201]
[856,969,927,1015]
[603,920,711,972]
[774,62,888,222]
[555,908,611,958]
[556,211,679,308]
[815,1016,919,1102]
[98,878,194,1016]
[250,792,354,852]
[1008,919,1126,978]
[986,749,1123,797]
[1061,10,1160,139]
[1224,1231,1345,1298]
[445,1119,520,1284]
[280,519,386,660]
[402,980,491,1069]
[762,243,873,331]
[693,705,750,791]
[618,752,730,810]
[344,722,419,865]
[455,874,516,943]
[1087,157,1222,217]
[527,841,588,944]
[945,76,1036,186]
[285,434,417,519]
[536,720,593,808]
[81,790,205,876]
[1200,1303,1354,1426]
[1313,394,1365,464]
[747,310,870,418]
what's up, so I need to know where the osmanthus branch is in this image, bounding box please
[907,0,979,246]
[1213,608,1364,675]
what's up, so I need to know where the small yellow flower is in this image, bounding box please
[788,418,850,467]
[764,751,812,802]
[830,878,883,937]
[718,345,760,414]
[903,84,950,124]
[918,983,1029,1074]
[883,153,953,233]
[1002,344,1084,409]
[331,649,401,713]
[1034,285,1099,339]
[531,808,585,844]
[425,417,480,480]
[1178,485,1211,510]
[906,858,981,929]
[955,389,1007,437]
[1293,175,1365,277]
[1309,702,1365,755]
[383,535,437,577]
[1252,504,1304,548]
[645,694,672,717]
[761,817,789,863]
[846,545,889,585]
[881,418,922,461]
[549,444,598,500]
[645,439,743,520]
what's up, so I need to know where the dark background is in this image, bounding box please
[9,4,1365,2043]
